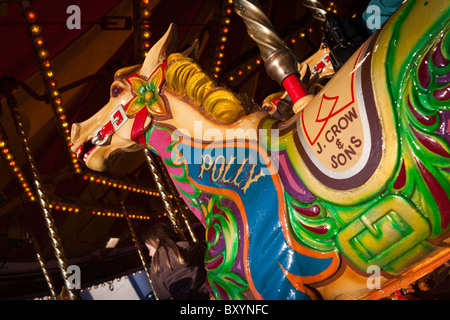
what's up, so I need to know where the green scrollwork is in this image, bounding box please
[285,192,339,252]
[202,195,249,300]
[391,23,450,237]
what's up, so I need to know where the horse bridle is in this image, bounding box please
[91,61,167,147]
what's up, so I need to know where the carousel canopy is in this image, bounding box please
[0,0,369,299]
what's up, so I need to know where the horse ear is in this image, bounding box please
[181,39,199,60]
[139,23,178,78]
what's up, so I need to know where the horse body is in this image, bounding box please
[71,0,450,300]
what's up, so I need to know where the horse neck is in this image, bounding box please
[147,91,268,158]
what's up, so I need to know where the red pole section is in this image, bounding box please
[282,74,308,103]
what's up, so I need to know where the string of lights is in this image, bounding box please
[211,0,234,78]
[140,0,152,59]
[0,126,36,202]
[90,209,151,220]
[81,173,162,197]
[326,1,339,15]
[20,4,81,174]
[48,200,157,220]
[0,134,167,220]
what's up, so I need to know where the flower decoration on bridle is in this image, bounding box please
[125,62,168,117]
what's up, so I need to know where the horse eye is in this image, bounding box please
[111,85,124,98]
[262,104,275,114]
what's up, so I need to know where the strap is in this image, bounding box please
[130,107,149,145]
[92,60,167,146]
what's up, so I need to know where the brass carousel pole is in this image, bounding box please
[178,207,198,242]
[300,0,328,22]
[234,0,310,111]
[3,84,78,300]
[154,156,198,242]
[26,232,58,300]
[143,149,185,239]
[119,199,159,300]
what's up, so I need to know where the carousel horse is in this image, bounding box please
[71,0,450,300]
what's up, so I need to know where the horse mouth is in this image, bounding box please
[75,139,97,164]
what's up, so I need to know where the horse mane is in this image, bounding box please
[164,53,249,125]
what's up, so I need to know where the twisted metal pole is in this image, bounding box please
[234,0,287,62]
[154,156,198,242]
[234,0,308,104]
[27,232,58,299]
[4,87,78,300]
[119,200,159,300]
[300,0,328,22]
[143,149,185,239]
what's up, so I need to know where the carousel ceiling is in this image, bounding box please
[0,0,370,299]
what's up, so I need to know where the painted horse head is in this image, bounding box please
[71,23,261,171]
[71,24,179,171]
[71,0,450,300]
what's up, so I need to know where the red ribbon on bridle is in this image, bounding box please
[92,60,167,147]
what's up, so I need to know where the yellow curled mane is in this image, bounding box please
[164,53,247,124]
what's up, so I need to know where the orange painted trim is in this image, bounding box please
[278,262,322,300]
